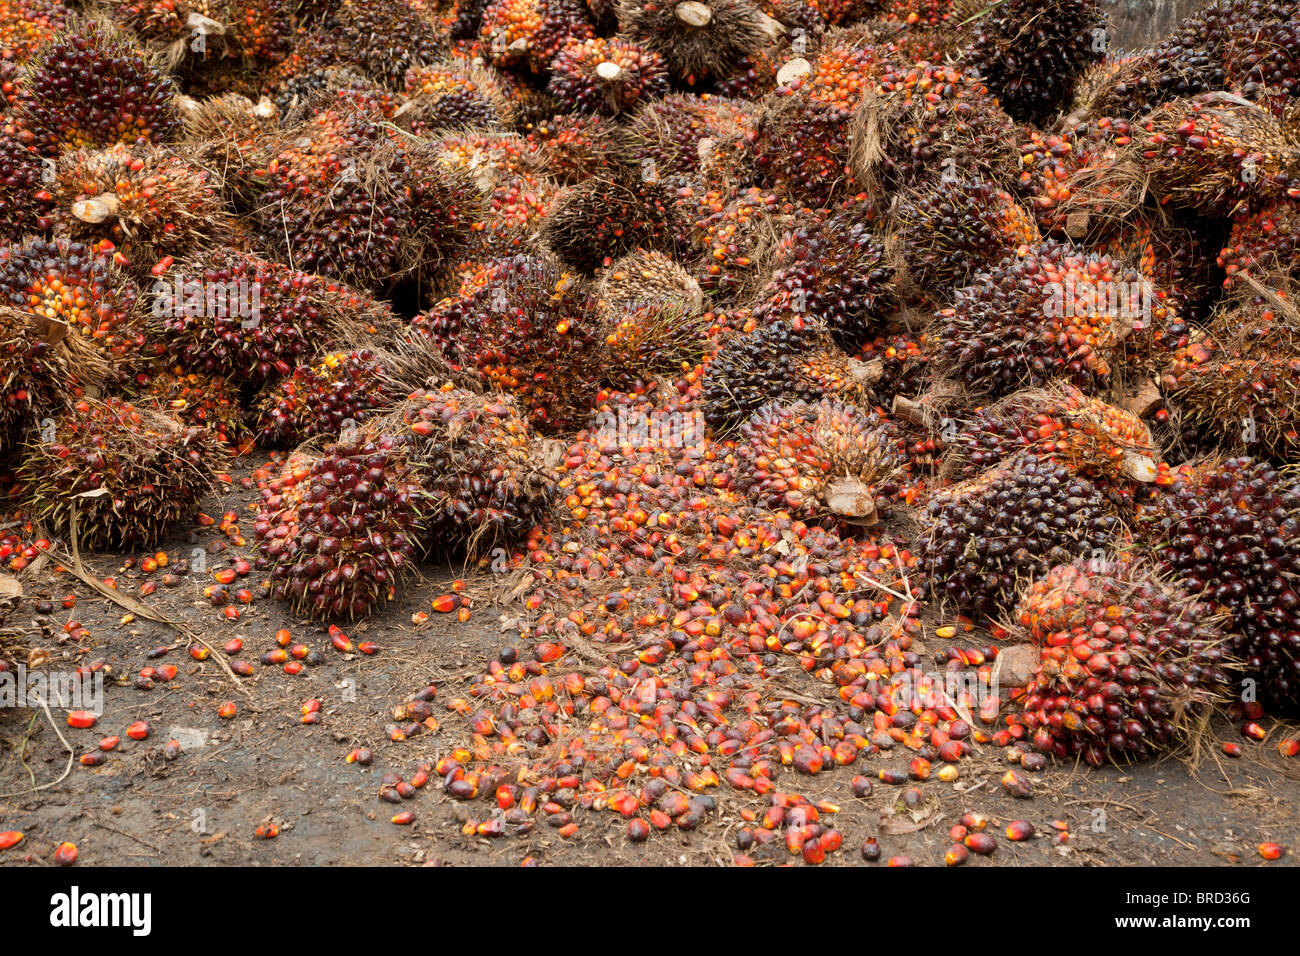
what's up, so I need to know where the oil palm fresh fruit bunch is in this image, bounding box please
[178,92,279,204]
[597,248,704,317]
[932,240,1161,399]
[18,396,222,549]
[374,388,555,554]
[600,300,713,384]
[918,451,1121,621]
[1140,455,1300,708]
[479,0,595,74]
[541,173,681,275]
[140,365,248,449]
[17,19,181,155]
[733,397,905,527]
[1007,556,1236,765]
[254,348,399,446]
[403,60,515,132]
[547,36,668,116]
[627,93,755,178]
[419,254,604,432]
[614,0,779,85]
[683,186,795,304]
[253,434,424,619]
[1217,195,1300,290]
[0,132,54,242]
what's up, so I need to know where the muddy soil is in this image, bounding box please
[1,467,1297,867]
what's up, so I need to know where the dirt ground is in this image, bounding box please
[2,466,1298,868]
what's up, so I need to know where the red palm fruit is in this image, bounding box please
[548,37,668,116]
[1009,557,1235,765]
[0,0,68,62]
[1217,196,1300,290]
[18,20,181,154]
[253,436,424,619]
[733,398,906,527]
[138,365,247,449]
[479,0,595,74]
[19,397,224,550]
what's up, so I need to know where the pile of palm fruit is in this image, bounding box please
[3,0,1300,855]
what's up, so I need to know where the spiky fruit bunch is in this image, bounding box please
[628,93,754,178]
[734,397,905,526]
[1008,558,1233,765]
[1137,94,1300,217]
[1100,213,1218,322]
[0,133,53,242]
[614,0,776,83]
[1217,196,1300,289]
[852,62,1019,196]
[1164,294,1300,461]
[960,0,1104,125]
[141,365,247,448]
[18,21,181,154]
[752,199,894,348]
[933,241,1158,399]
[421,255,603,432]
[257,105,480,291]
[750,83,855,207]
[1014,117,1135,238]
[0,237,147,369]
[107,0,232,57]
[700,320,868,431]
[324,0,449,90]
[0,305,101,453]
[179,93,278,202]
[0,0,67,62]
[950,385,1159,485]
[547,37,668,116]
[598,248,703,317]
[157,250,393,384]
[919,452,1120,620]
[1223,15,1300,98]
[526,112,628,184]
[19,397,221,549]
[600,300,712,383]
[893,176,1040,297]
[857,332,931,406]
[48,144,230,269]
[683,186,792,304]
[255,349,398,445]
[1143,456,1300,706]
[479,0,595,73]
[254,435,423,619]
[542,175,679,274]
[404,61,513,131]
[378,388,554,552]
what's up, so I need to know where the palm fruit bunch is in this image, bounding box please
[154,249,391,384]
[1099,212,1218,322]
[526,113,628,185]
[614,0,778,85]
[932,240,1159,399]
[1222,15,1300,100]
[684,186,793,303]
[18,397,222,549]
[253,434,424,619]
[1217,196,1300,289]
[0,0,68,62]
[1163,293,1300,461]
[404,60,514,132]
[1135,93,1300,218]
[891,175,1040,298]
[600,300,713,383]
[0,132,54,242]
[0,236,149,371]
[751,198,895,348]
[749,82,856,208]
[732,397,905,527]
[178,93,279,203]
[959,0,1105,126]
[700,320,868,432]
[420,255,603,432]
[321,0,449,90]
[856,331,931,406]
[948,386,1160,487]
[256,99,481,292]
[255,349,399,445]
[0,305,103,455]
[1141,456,1300,707]
[547,37,668,116]
[1007,557,1234,765]
[804,0,874,25]
[851,61,1018,197]
[597,247,704,316]
[479,0,595,74]
[541,173,679,274]
[105,0,239,66]
[628,93,754,178]
[376,388,555,554]
[17,20,181,155]
[47,144,231,270]
[140,365,247,448]
[918,452,1121,620]
[1014,117,1136,239]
